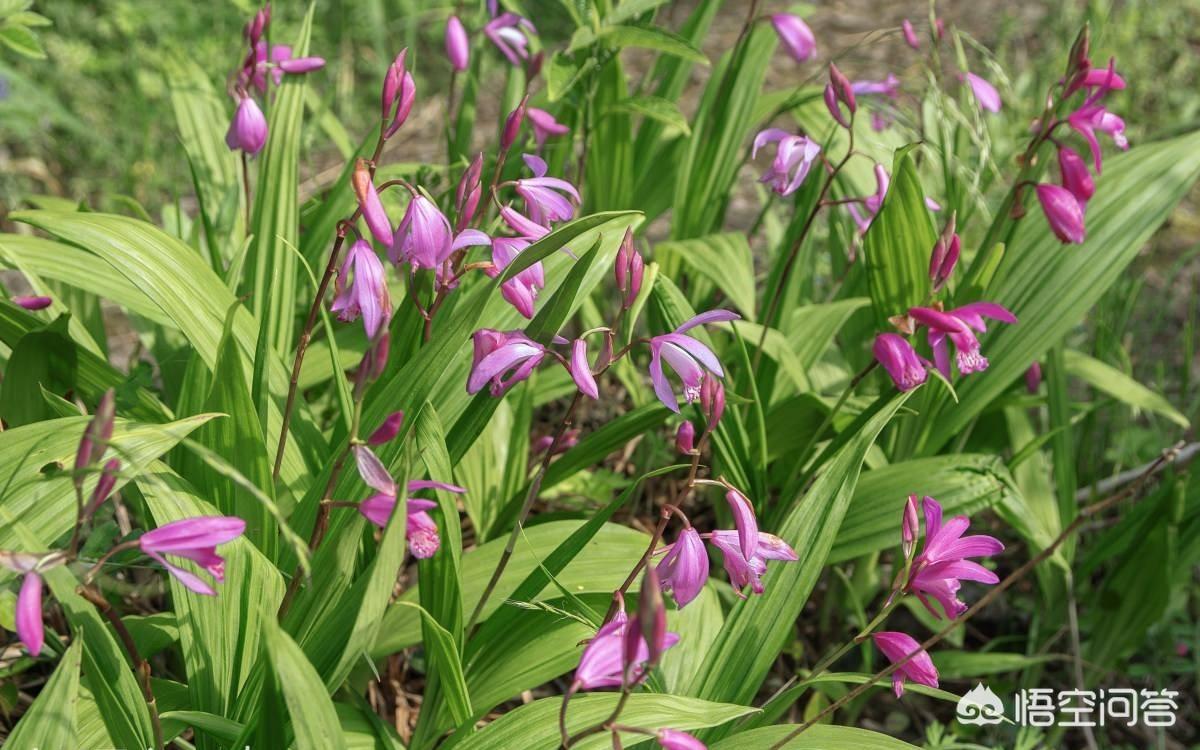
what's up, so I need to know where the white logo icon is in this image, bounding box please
[957,683,1005,725]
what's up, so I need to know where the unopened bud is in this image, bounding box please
[455,153,484,232]
[501,95,529,151]
[675,421,696,455]
[828,63,856,115]
[901,494,919,558]
[527,51,544,79]
[367,411,405,445]
[699,373,724,431]
[381,50,416,138]
[614,229,643,309]
[75,389,116,483]
[637,566,667,669]
[823,84,849,129]
[366,332,390,382]
[1025,361,1042,394]
[87,458,120,516]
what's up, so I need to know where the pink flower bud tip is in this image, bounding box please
[901,19,920,50]
[226,96,268,155]
[445,15,470,72]
[12,295,52,310]
[1036,183,1086,244]
[901,494,919,557]
[367,411,405,445]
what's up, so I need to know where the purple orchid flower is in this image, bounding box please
[1057,146,1095,204]
[769,13,816,63]
[964,72,1001,113]
[909,303,1017,378]
[655,526,708,608]
[873,333,928,392]
[872,631,939,697]
[0,552,62,656]
[331,240,391,339]
[752,128,822,197]
[1067,104,1128,173]
[467,329,547,396]
[359,480,466,558]
[851,74,900,97]
[527,107,569,151]
[484,13,536,67]
[708,530,798,597]
[904,495,1004,619]
[675,421,696,455]
[1035,183,1086,244]
[515,155,580,226]
[139,516,246,596]
[571,598,680,690]
[569,339,599,399]
[390,193,453,271]
[725,488,759,560]
[648,310,740,412]
[846,164,890,234]
[226,95,268,155]
[353,160,394,247]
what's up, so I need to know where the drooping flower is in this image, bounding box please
[226,96,268,155]
[571,597,679,690]
[752,128,821,197]
[515,160,580,226]
[872,631,939,697]
[770,13,816,63]
[964,72,1001,113]
[532,428,580,457]
[901,19,920,50]
[1057,146,1095,204]
[390,193,454,271]
[484,13,536,67]
[467,329,547,396]
[445,15,470,72]
[569,339,599,399]
[359,480,466,558]
[1035,183,1086,244]
[1067,104,1128,173]
[873,333,928,392]
[527,107,569,151]
[0,552,60,656]
[331,240,391,339]
[87,458,120,516]
[852,74,900,98]
[488,208,548,318]
[658,730,707,750]
[353,160,394,247]
[708,530,798,597]
[904,495,1004,619]
[909,303,1017,378]
[139,516,246,596]
[724,488,759,561]
[656,527,708,608]
[12,295,51,310]
[648,310,740,412]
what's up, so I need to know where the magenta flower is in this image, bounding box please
[1067,104,1128,173]
[390,194,453,271]
[964,72,1001,113]
[139,516,246,596]
[484,13,536,67]
[658,730,707,750]
[873,333,928,392]
[1025,361,1042,393]
[656,527,708,607]
[648,310,740,412]
[725,488,759,560]
[331,240,391,339]
[367,411,405,446]
[226,96,268,155]
[872,631,939,697]
[569,339,599,399]
[902,494,920,559]
[501,96,528,151]
[905,496,1003,619]
[909,303,1017,378]
[515,158,580,226]
[1035,183,1086,244]
[928,233,960,292]
[1057,146,1095,204]
[87,458,120,515]
[572,600,679,690]
[708,530,798,597]
[770,13,816,63]
[381,50,417,138]
[0,553,50,656]
[532,428,580,457]
[527,107,569,151]
[359,480,466,558]
[901,19,920,50]
[852,74,900,98]
[277,55,326,75]
[353,161,394,247]
[467,329,547,396]
[445,15,470,72]
[752,128,821,197]
[488,209,548,318]
[12,295,51,310]
[455,153,484,231]
[614,228,644,309]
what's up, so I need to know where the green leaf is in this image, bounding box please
[1063,349,1189,428]
[683,392,914,712]
[926,130,1200,452]
[608,94,691,135]
[258,617,350,750]
[711,724,921,749]
[4,638,82,748]
[395,602,472,726]
[451,693,754,750]
[0,24,45,58]
[244,4,314,355]
[862,144,936,327]
[0,318,77,426]
[594,24,707,63]
[656,233,755,318]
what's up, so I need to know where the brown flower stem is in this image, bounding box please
[272,132,387,485]
[82,540,141,586]
[78,584,164,750]
[767,442,1185,749]
[67,483,85,559]
[466,392,584,636]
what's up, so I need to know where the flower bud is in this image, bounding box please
[675,421,695,455]
[935,17,945,40]
[365,331,391,382]
[828,63,856,115]
[1025,361,1042,394]
[12,295,51,310]
[527,51,544,79]
[1057,146,1095,204]
[699,373,724,431]
[381,50,416,138]
[928,215,959,292]
[901,494,919,558]
[769,13,816,63]
[823,83,849,129]
[225,96,268,155]
[1068,24,1090,78]
[1036,183,1086,244]
[901,19,920,50]
[445,15,470,72]
[367,411,405,445]
[637,566,667,669]
[278,57,326,75]
[246,5,270,45]
[455,153,484,232]
[353,159,394,247]
[614,229,643,309]
[501,95,529,151]
[75,389,116,483]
